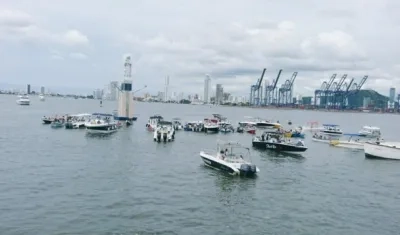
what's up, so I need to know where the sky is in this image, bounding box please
[0,0,399,96]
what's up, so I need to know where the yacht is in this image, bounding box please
[39,94,45,101]
[358,126,381,138]
[329,134,365,150]
[16,95,30,105]
[171,118,183,130]
[203,118,219,133]
[252,132,308,153]
[153,121,175,142]
[364,141,400,160]
[85,113,118,134]
[200,141,260,176]
[65,113,91,129]
[320,124,343,135]
[146,115,163,131]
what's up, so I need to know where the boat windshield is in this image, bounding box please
[217,141,251,161]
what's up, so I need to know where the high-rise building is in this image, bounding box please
[204,74,211,103]
[27,84,31,94]
[215,84,223,104]
[116,56,135,120]
[109,81,119,101]
[389,87,395,103]
[164,76,170,102]
[40,86,45,94]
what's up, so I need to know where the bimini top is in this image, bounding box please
[92,113,113,117]
[158,121,172,126]
[362,126,380,130]
[323,124,340,127]
[150,115,163,119]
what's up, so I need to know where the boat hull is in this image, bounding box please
[204,127,219,133]
[364,142,400,160]
[200,154,257,176]
[42,119,52,124]
[86,124,118,134]
[252,140,308,152]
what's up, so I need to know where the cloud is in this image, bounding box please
[0,0,399,97]
[69,52,88,60]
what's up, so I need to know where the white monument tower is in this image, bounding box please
[116,56,134,121]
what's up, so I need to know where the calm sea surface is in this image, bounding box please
[0,95,399,235]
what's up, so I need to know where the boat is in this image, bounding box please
[65,113,91,129]
[311,133,339,143]
[238,116,257,127]
[51,119,64,128]
[146,115,164,131]
[329,134,365,150]
[85,113,118,134]
[254,118,281,129]
[183,121,204,132]
[252,132,308,153]
[153,121,175,142]
[39,94,45,101]
[219,123,235,133]
[203,118,219,133]
[16,95,30,105]
[364,141,400,160]
[244,125,257,134]
[42,116,54,124]
[171,118,183,130]
[200,141,260,176]
[236,126,244,133]
[358,126,381,138]
[320,124,343,135]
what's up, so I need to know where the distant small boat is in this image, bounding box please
[16,95,30,105]
[39,94,45,101]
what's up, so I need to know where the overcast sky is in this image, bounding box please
[0,0,399,96]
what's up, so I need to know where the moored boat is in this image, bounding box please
[146,115,163,131]
[252,132,308,153]
[320,124,343,135]
[200,141,259,176]
[153,121,175,142]
[85,113,118,134]
[364,141,400,160]
[16,95,30,105]
[358,126,381,138]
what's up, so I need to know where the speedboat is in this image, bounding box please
[329,134,365,150]
[171,118,183,130]
[238,116,257,127]
[244,125,257,134]
[39,94,45,101]
[85,113,118,134]
[16,95,30,105]
[364,140,400,160]
[203,118,219,133]
[358,126,381,138]
[146,115,163,131]
[219,123,234,133]
[65,113,91,129]
[153,121,175,142]
[51,119,64,128]
[312,133,339,143]
[252,132,308,153]
[184,121,204,132]
[254,118,281,129]
[320,124,343,135]
[42,116,54,124]
[200,141,260,176]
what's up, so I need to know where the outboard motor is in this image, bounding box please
[240,164,251,172]
[250,164,257,173]
[157,132,161,142]
[163,133,167,142]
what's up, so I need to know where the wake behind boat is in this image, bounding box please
[200,141,259,176]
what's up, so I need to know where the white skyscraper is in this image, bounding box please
[164,76,170,102]
[109,81,119,101]
[116,56,134,120]
[204,74,211,103]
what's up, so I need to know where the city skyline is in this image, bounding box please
[0,1,399,97]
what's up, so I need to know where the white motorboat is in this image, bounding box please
[364,141,400,160]
[183,121,204,132]
[219,123,235,133]
[154,121,175,142]
[171,118,183,130]
[16,95,30,105]
[200,141,259,176]
[65,113,92,129]
[39,94,45,101]
[146,115,163,131]
[329,134,365,150]
[358,126,381,138]
[252,132,308,153]
[311,133,340,143]
[238,116,257,127]
[320,124,343,135]
[203,118,219,133]
[85,113,118,134]
[253,117,281,129]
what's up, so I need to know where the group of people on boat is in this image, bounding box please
[218,148,244,160]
